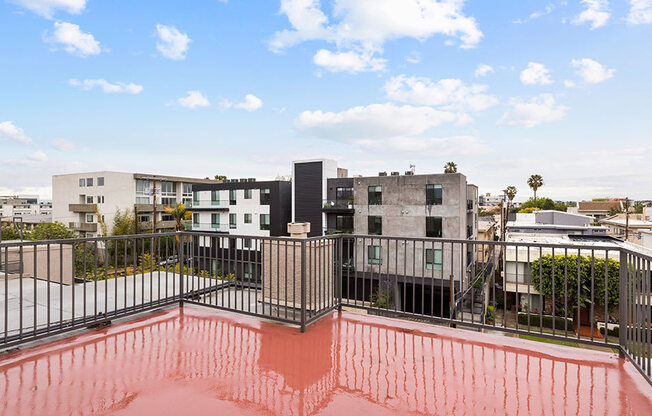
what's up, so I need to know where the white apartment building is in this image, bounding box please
[52,172,214,236]
[0,195,52,228]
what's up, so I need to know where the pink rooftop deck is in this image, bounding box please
[1,307,650,415]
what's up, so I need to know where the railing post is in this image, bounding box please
[337,236,343,311]
[179,233,184,307]
[619,249,627,357]
[300,239,307,332]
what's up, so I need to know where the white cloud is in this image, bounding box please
[498,94,568,128]
[0,121,32,144]
[45,21,101,56]
[51,138,76,151]
[405,51,421,64]
[313,49,386,73]
[177,91,210,108]
[573,0,610,29]
[520,62,552,85]
[28,151,48,162]
[156,24,191,60]
[9,0,86,19]
[564,80,576,88]
[268,0,483,70]
[474,64,494,77]
[295,103,457,140]
[383,75,498,112]
[356,135,489,156]
[221,94,263,111]
[69,78,143,94]
[571,58,614,83]
[628,0,652,24]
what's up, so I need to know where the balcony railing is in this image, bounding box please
[189,200,229,209]
[190,222,230,232]
[68,204,96,213]
[68,222,97,232]
[324,227,353,235]
[0,233,650,385]
[322,199,354,211]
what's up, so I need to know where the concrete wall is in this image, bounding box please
[4,244,74,285]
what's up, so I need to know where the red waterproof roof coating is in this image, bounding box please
[1,307,650,415]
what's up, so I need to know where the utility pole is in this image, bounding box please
[152,180,157,234]
[624,197,630,241]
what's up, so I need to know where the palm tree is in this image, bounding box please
[527,175,543,202]
[504,186,517,209]
[165,203,192,245]
[444,162,457,173]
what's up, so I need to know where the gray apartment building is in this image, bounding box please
[292,159,479,317]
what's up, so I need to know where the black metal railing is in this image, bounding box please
[1,232,650,385]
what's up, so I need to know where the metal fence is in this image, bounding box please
[0,232,650,385]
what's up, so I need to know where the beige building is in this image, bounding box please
[600,213,652,244]
[574,200,624,219]
[52,172,215,236]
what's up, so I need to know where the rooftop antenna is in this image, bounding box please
[409,164,415,174]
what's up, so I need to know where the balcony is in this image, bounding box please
[0,232,651,413]
[68,222,97,232]
[139,220,178,230]
[134,204,167,213]
[190,222,230,232]
[322,198,354,213]
[68,203,96,213]
[189,200,230,210]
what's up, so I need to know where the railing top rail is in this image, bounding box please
[620,246,652,262]
[337,234,620,251]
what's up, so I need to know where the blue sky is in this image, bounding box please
[1,0,651,201]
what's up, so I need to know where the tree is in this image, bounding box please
[214,174,227,181]
[29,222,75,240]
[608,206,623,216]
[531,254,620,321]
[1,226,22,241]
[505,186,517,203]
[633,203,644,214]
[516,197,568,213]
[527,174,543,202]
[444,162,457,173]
[165,203,191,250]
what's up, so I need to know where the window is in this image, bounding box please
[260,188,271,205]
[336,187,353,200]
[86,178,93,187]
[229,213,237,229]
[244,189,252,199]
[260,214,270,230]
[243,263,253,279]
[161,181,176,195]
[193,191,200,204]
[211,190,219,205]
[86,214,94,223]
[367,245,382,265]
[162,197,176,206]
[182,183,192,195]
[97,177,104,186]
[79,178,86,187]
[86,196,93,204]
[368,186,382,205]
[336,215,353,232]
[139,215,150,223]
[244,213,252,224]
[136,179,150,195]
[97,196,104,204]
[136,197,149,204]
[426,184,442,205]
[368,216,382,235]
[229,190,237,205]
[426,217,443,238]
[162,214,173,221]
[243,238,252,249]
[193,213,200,225]
[425,249,443,270]
[211,213,220,228]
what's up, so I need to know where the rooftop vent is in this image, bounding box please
[391,172,400,176]
[248,178,256,182]
[379,171,388,176]
[405,171,414,175]
[240,178,247,182]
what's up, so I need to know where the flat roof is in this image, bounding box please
[1,307,650,415]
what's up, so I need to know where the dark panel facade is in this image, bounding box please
[294,162,323,237]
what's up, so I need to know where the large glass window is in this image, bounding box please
[336,215,353,232]
[161,181,176,195]
[244,189,252,199]
[426,217,443,238]
[136,179,150,195]
[229,213,237,229]
[182,183,192,196]
[97,177,104,186]
[260,214,270,230]
[426,184,443,205]
[193,191,199,204]
[260,188,271,205]
[425,249,443,270]
[368,186,382,205]
[211,213,220,228]
[368,216,382,235]
[211,190,220,205]
[193,213,200,225]
[367,245,382,265]
[243,263,253,279]
[336,187,354,200]
[229,190,237,205]
[162,197,176,206]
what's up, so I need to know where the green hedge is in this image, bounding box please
[517,313,572,330]
[599,325,619,338]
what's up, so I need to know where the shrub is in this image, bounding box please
[599,325,619,338]
[372,287,392,309]
[518,313,572,330]
[486,305,495,323]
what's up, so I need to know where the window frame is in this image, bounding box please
[426,216,443,238]
[244,189,252,199]
[229,190,237,205]
[368,185,382,205]
[260,188,271,205]
[97,177,104,186]
[367,215,382,235]
[425,248,443,271]
[426,184,443,205]
[367,245,382,265]
[229,213,237,229]
[259,213,270,230]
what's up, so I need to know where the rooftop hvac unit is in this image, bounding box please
[240,178,247,182]
[379,171,388,176]
[405,171,414,175]
[390,172,400,176]
[248,178,256,182]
